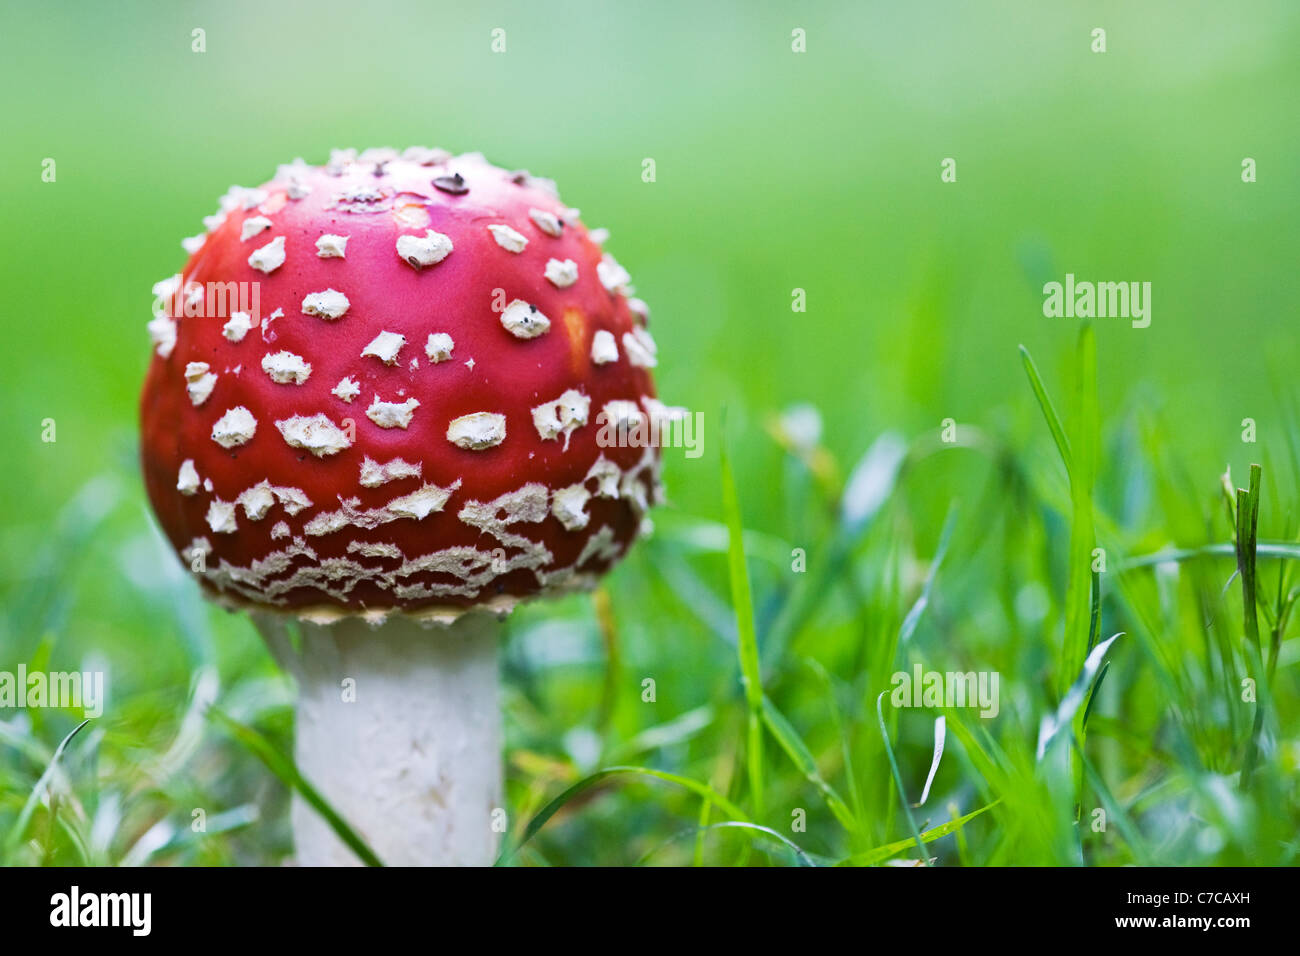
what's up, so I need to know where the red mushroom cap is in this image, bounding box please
[140,148,667,625]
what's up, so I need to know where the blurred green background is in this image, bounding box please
[1,0,1297,865]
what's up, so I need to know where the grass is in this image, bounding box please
[2,328,1297,866]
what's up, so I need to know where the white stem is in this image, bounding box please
[254,612,502,866]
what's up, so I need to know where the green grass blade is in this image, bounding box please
[840,801,1000,866]
[1063,322,1099,697]
[1121,541,1300,569]
[1073,740,1151,865]
[1037,632,1122,760]
[693,796,711,866]
[208,707,383,867]
[720,425,764,816]
[499,765,750,864]
[639,820,819,866]
[2,718,89,863]
[1088,566,1102,653]
[1236,463,1265,784]
[1236,464,1263,655]
[875,692,930,866]
[899,505,958,646]
[805,658,868,837]
[1019,337,1097,698]
[760,695,858,832]
[1018,344,1072,470]
[1081,660,1110,730]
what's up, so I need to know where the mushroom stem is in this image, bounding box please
[253,612,503,866]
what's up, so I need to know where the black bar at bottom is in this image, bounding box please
[0,864,1276,941]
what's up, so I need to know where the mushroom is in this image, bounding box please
[138,148,665,865]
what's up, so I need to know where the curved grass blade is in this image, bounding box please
[499,765,749,864]
[1081,660,1110,730]
[2,718,89,863]
[840,801,1000,866]
[1036,632,1122,760]
[638,820,819,867]
[208,707,382,867]
[875,692,930,866]
[916,716,946,807]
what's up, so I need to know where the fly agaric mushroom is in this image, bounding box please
[139,147,667,865]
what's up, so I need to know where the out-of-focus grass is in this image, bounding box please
[2,0,1299,865]
[7,337,1298,866]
